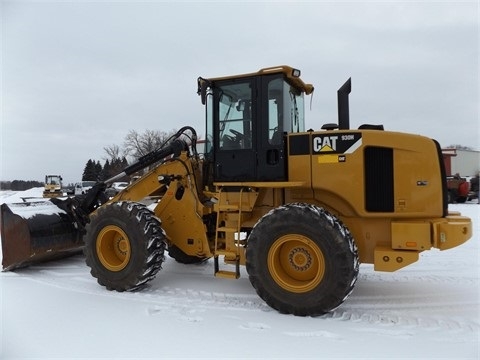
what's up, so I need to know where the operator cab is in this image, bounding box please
[198,66,314,182]
[45,175,62,186]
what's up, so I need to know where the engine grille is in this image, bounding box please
[364,146,394,212]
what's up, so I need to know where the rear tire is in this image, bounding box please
[246,203,359,316]
[84,201,166,291]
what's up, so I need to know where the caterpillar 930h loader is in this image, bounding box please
[0,66,473,316]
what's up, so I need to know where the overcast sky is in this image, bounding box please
[1,0,478,184]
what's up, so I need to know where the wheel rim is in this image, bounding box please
[267,234,325,293]
[96,225,131,271]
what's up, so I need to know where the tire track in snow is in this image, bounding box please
[141,284,479,336]
[358,271,478,285]
[7,255,479,336]
[324,308,479,333]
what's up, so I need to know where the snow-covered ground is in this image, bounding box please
[1,188,478,359]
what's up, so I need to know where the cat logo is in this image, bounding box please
[313,133,362,163]
[313,136,338,152]
[313,133,362,154]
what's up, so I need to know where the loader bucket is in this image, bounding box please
[0,201,83,271]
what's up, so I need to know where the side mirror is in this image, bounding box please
[197,77,211,105]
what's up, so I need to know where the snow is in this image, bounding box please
[0,187,69,221]
[0,187,47,203]
[1,188,478,359]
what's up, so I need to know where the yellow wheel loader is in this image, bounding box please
[0,66,472,316]
[43,174,63,198]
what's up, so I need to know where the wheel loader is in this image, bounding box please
[43,174,63,198]
[0,66,473,316]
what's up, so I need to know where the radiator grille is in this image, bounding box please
[364,147,394,212]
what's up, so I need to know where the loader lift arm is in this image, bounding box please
[71,127,194,228]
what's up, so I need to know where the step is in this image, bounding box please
[214,270,240,279]
[217,226,238,233]
[214,250,238,258]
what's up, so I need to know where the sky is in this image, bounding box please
[1,0,478,185]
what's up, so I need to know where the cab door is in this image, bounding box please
[255,75,287,181]
[213,78,257,181]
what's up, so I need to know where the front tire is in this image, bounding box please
[246,203,359,316]
[84,201,166,291]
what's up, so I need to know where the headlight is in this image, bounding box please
[292,68,301,77]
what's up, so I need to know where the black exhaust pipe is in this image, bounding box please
[338,78,351,130]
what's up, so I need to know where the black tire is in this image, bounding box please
[448,189,457,204]
[84,201,166,291]
[246,203,359,316]
[168,245,209,264]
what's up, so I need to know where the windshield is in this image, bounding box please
[266,78,305,142]
[46,176,61,185]
[285,82,305,133]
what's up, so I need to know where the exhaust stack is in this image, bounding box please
[337,78,351,130]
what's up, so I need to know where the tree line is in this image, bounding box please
[0,180,44,191]
[81,158,130,182]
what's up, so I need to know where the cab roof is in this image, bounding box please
[204,65,314,95]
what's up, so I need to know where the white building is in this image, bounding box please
[442,148,480,177]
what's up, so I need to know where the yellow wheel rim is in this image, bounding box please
[96,225,131,272]
[267,234,325,293]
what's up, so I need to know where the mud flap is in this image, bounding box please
[0,201,84,271]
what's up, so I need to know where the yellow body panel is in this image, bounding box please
[300,130,444,218]
[286,129,472,271]
[391,222,432,250]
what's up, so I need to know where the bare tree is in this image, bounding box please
[103,144,123,162]
[98,129,178,179]
[123,129,176,160]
